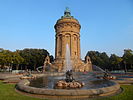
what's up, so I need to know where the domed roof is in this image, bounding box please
[62,7,72,18]
[56,7,80,25]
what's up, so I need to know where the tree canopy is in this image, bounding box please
[0,48,133,71]
[0,48,53,71]
[86,49,133,71]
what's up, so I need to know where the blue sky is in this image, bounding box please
[0,0,133,58]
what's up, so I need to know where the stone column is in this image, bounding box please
[71,34,74,59]
[56,36,59,58]
[62,35,65,59]
[78,37,81,59]
[70,34,72,57]
[55,35,57,58]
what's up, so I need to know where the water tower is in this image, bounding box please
[52,8,92,72]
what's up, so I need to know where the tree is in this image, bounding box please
[99,52,110,68]
[109,54,123,70]
[85,51,109,69]
[0,48,53,71]
[49,55,54,63]
[12,51,24,70]
[0,49,24,71]
[123,49,133,70]
[18,49,49,70]
[0,50,12,67]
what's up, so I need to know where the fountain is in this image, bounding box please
[54,70,85,89]
[92,65,117,80]
[16,72,120,99]
[16,44,120,99]
[64,44,72,71]
[54,44,85,89]
[16,8,120,99]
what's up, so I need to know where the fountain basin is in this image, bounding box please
[16,79,120,98]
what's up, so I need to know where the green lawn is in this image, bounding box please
[0,81,42,100]
[0,81,133,100]
[91,85,133,100]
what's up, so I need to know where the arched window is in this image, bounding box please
[75,52,76,55]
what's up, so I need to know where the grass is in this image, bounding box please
[0,81,133,100]
[91,85,133,100]
[0,81,42,100]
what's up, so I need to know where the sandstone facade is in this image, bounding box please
[45,8,92,72]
